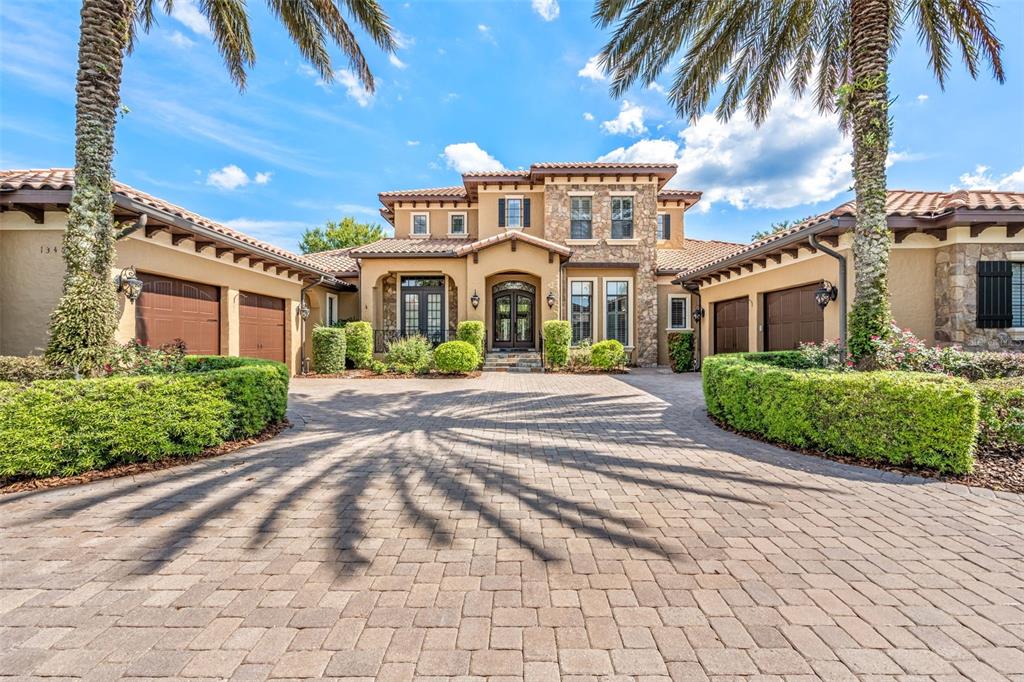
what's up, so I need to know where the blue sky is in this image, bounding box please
[2,0,1022,251]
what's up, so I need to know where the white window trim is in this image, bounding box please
[567,191,595,197]
[410,212,430,238]
[666,293,690,331]
[447,211,468,238]
[656,212,670,241]
[566,238,600,246]
[603,277,634,349]
[503,195,524,230]
[609,191,637,197]
[567,277,598,346]
[325,293,339,325]
[607,238,640,245]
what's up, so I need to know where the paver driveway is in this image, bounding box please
[2,371,1023,681]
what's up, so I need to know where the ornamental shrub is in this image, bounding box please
[456,321,485,362]
[667,331,695,373]
[543,320,571,368]
[702,354,978,474]
[0,356,288,480]
[344,321,373,369]
[312,326,346,374]
[567,341,592,371]
[434,341,479,374]
[385,335,433,373]
[974,377,1024,453]
[0,356,71,384]
[591,340,626,370]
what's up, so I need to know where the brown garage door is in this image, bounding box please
[240,292,285,362]
[136,273,220,355]
[714,297,749,354]
[765,284,824,351]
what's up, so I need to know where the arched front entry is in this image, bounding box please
[491,281,535,350]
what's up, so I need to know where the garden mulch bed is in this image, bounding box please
[710,416,1024,495]
[300,370,481,379]
[0,421,289,495]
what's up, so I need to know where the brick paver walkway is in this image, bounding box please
[2,371,1023,681]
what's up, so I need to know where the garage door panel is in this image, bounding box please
[714,297,749,354]
[240,292,286,363]
[136,273,220,355]
[765,284,824,351]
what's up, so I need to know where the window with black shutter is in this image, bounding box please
[976,261,1014,329]
[657,214,671,240]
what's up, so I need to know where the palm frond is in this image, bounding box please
[198,0,255,88]
[341,0,396,53]
[912,0,953,86]
[745,0,815,124]
[813,0,850,114]
[944,0,1004,82]
[309,0,372,88]
[267,0,333,82]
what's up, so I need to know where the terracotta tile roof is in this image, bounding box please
[348,238,470,256]
[677,189,1024,279]
[531,162,677,170]
[657,240,746,274]
[452,230,571,257]
[378,186,467,199]
[0,169,340,278]
[299,247,359,274]
[460,170,531,178]
[658,189,703,204]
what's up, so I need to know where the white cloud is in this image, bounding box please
[221,218,310,250]
[599,89,872,212]
[389,53,408,70]
[443,142,504,173]
[336,69,373,106]
[393,30,415,49]
[170,0,211,37]
[954,164,1024,192]
[406,140,420,146]
[532,0,560,21]
[168,31,194,49]
[478,24,496,44]
[206,165,272,190]
[442,92,459,103]
[578,54,607,81]
[583,112,594,121]
[648,82,667,95]
[916,94,929,103]
[601,101,646,136]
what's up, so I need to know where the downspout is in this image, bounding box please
[299,276,330,374]
[809,229,847,361]
[683,282,702,370]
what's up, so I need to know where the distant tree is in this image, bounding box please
[751,217,814,242]
[300,218,385,253]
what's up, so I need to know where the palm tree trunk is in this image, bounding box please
[847,0,893,359]
[46,0,132,372]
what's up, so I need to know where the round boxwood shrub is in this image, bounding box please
[312,326,346,374]
[344,321,373,369]
[591,340,626,370]
[543,320,571,368]
[456,321,485,362]
[0,356,288,480]
[434,341,479,374]
[385,335,433,373]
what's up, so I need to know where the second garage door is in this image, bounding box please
[240,292,285,362]
[714,297,749,354]
[764,283,824,350]
[136,273,220,355]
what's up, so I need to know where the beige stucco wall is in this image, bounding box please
[1,211,312,374]
[655,202,687,249]
[656,276,692,365]
[391,202,478,240]
[477,189,546,240]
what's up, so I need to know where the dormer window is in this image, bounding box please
[411,213,429,237]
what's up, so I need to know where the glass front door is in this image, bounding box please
[492,282,535,350]
[400,277,445,343]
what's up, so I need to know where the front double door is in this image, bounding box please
[492,285,535,350]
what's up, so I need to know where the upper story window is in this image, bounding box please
[449,213,467,236]
[498,197,531,229]
[657,213,671,241]
[611,196,634,239]
[411,213,429,236]
[570,196,593,239]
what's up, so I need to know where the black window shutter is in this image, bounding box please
[498,198,505,228]
[977,261,1013,329]
[663,214,671,240]
[523,198,531,228]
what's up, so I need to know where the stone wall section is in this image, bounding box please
[934,242,1023,350]
[447,276,459,330]
[545,182,660,366]
[382,274,397,330]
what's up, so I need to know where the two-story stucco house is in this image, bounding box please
[353,162,737,366]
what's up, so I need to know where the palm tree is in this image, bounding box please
[47,0,395,372]
[594,0,1004,359]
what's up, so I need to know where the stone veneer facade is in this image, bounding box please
[935,242,1024,350]
[382,274,397,330]
[544,183,660,366]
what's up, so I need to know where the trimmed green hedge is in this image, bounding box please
[703,354,978,474]
[434,341,479,374]
[312,326,346,373]
[456,321,485,362]
[668,331,695,373]
[974,377,1024,453]
[591,340,626,370]
[0,356,288,480]
[344,321,373,369]
[543,320,571,368]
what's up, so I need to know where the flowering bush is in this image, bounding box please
[103,339,188,376]
[798,339,849,371]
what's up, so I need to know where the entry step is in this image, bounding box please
[482,352,544,373]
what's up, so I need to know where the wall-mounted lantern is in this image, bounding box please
[471,290,480,309]
[114,266,144,302]
[299,302,311,320]
[692,306,705,323]
[546,291,556,309]
[815,281,838,309]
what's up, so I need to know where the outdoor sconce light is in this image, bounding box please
[815,281,838,309]
[114,266,144,302]
[471,290,480,308]
[546,291,556,309]
[692,306,705,323]
[298,302,311,320]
